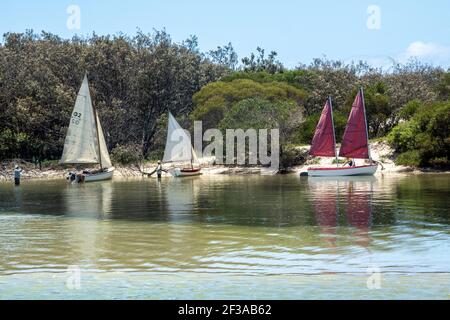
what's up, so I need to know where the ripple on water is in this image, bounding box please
[0,175,449,298]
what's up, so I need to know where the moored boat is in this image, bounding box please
[163,112,202,177]
[307,88,378,177]
[172,167,202,177]
[60,74,115,182]
[307,164,378,177]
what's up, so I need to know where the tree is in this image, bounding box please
[191,79,306,129]
[435,72,450,100]
[208,42,238,70]
[388,101,450,168]
[0,30,227,161]
[219,98,304,169]
[241,47,284,74]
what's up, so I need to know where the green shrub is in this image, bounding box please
[388,101,450,168]
[280,144,308,168]
[398,100,421,121]
[395,150,421,167]
[111,144,142,165]
[429,157,450,168]
[146,149,164,162]
[387,121,418,152]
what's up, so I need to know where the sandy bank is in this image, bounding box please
[1,142,447,182]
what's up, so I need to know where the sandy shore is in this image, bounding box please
[1,142,447,182]
[0,163,271,182]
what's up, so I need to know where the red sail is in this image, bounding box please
[339,91,369,159]
[309,99,336,157]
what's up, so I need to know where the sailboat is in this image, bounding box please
[307,88,378,177]
[162,112,202,177]
[60,74,115,182]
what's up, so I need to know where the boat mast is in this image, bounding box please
[89,74,103,170]
[329,96,339,167]
[360,87,372,161]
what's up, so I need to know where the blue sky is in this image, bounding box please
[1,0,450,69]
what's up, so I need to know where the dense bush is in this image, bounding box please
[110,144,143,165]
[218,98,303,169]
[191,79,306,129]
[0,30,228,161]
[394,150,421,167]
[280,145,309,169]
[388,102,450,167]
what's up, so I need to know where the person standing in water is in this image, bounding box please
[13,165,23,186]
[147,160,168,179]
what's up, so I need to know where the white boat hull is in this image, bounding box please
[307,164,377,177]
[171,168,202,177]
[84,167,115,182]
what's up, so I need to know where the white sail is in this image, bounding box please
[96,114,112,168]
[163,112,198,163]
[60,75,112,168]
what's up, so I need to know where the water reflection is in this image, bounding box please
[165,177,200,218]
[0,175,450,280]
[64,182,113,218]
[308,176,375,248]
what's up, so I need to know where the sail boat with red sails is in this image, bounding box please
[307,88,378,177]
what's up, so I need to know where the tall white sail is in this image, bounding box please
[96,114,112,168]
[60,75,111,168]
[162,112,198,163]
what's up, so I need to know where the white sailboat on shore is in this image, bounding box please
[162,112,202,177]
[60,74,115,182]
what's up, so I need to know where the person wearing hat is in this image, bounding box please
[13,165,23,186]
[147,160,168,179]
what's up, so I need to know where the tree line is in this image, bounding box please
[0,30,449,168]
[0,30,228,163]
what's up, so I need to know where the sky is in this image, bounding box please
[1,0,450,69]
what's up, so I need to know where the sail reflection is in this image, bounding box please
[63,181,113,218]
[345,179,373,247]
[308,180,339,247]
[164,177,200,219]
[308,176,375,247]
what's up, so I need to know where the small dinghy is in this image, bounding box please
[307,88,378,177]
[60,74,115,182]
[162,112,202,177]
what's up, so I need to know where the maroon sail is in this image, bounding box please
[309,99,336,157]
[339,90,370,159]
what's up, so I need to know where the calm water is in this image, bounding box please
[0,174,449,299]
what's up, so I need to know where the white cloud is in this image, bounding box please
[399,41,450,65]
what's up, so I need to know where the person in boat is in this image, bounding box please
[67,171,85,183]
[13,165,23,186]
[345,158,356,167]
[147,160,168,179]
